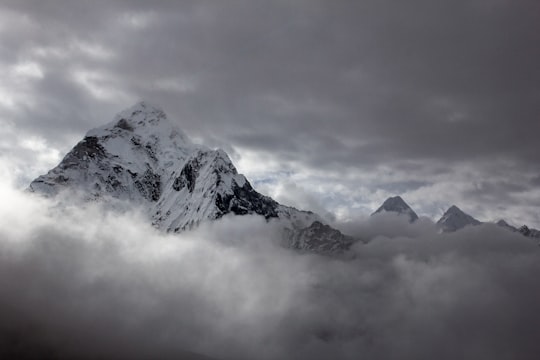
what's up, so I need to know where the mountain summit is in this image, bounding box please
[29,102,353,253]
[371,196,419,222]
[437,205,482,232]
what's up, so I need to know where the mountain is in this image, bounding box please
[371,196,419,222]
[496,219,517,232]
[286,221,354,253]
[437,205,482,232]
[29,101,353,253]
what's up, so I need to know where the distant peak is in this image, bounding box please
[372,195,418,222]
[497,219,517,232]
[447,205,462,213]
[383,196,406,205]
[437,204,481,232]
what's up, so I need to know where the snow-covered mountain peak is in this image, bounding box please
[437,205,481,232]
[371,195,419,222]
[117,100,165,120]
[87,101,192,147]
[29,102,353,253]
[30,101,250,207]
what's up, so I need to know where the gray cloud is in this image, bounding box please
[1,181,540,359]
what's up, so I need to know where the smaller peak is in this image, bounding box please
[372,195,418,222]
[447,205,462,213]
[437,204,481,232]
[384,195,405,203]
[310,221,326,229]
[440,205,469,218]
[379,196,410,210]
[379,195,410,209]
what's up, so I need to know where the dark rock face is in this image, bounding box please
[115,118,134,131]
[135,170,161,201]
[174,158,200,193]
[61,136,106,169]
[76,136,106,158]
[29,136,108,191]
[518,225,540,238]
[215,180,279,219]
[288,221,354,254]
[519,225,530,236]
[172,176,185,192]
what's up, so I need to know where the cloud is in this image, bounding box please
[257,179,336,222]
[1,171,540,359]
[338,212,440,240]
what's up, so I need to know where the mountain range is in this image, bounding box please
[29,101,539,253]
[370,195,540,238]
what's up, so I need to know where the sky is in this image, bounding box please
[1,0,540,227]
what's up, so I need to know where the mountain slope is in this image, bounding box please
[286,221,354,253]
[371,196,419,222]
[29,101,352,253]
[437,205,482,232]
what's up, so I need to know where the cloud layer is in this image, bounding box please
[1,177,540,359]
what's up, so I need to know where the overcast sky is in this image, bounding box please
[1,0,540,227]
